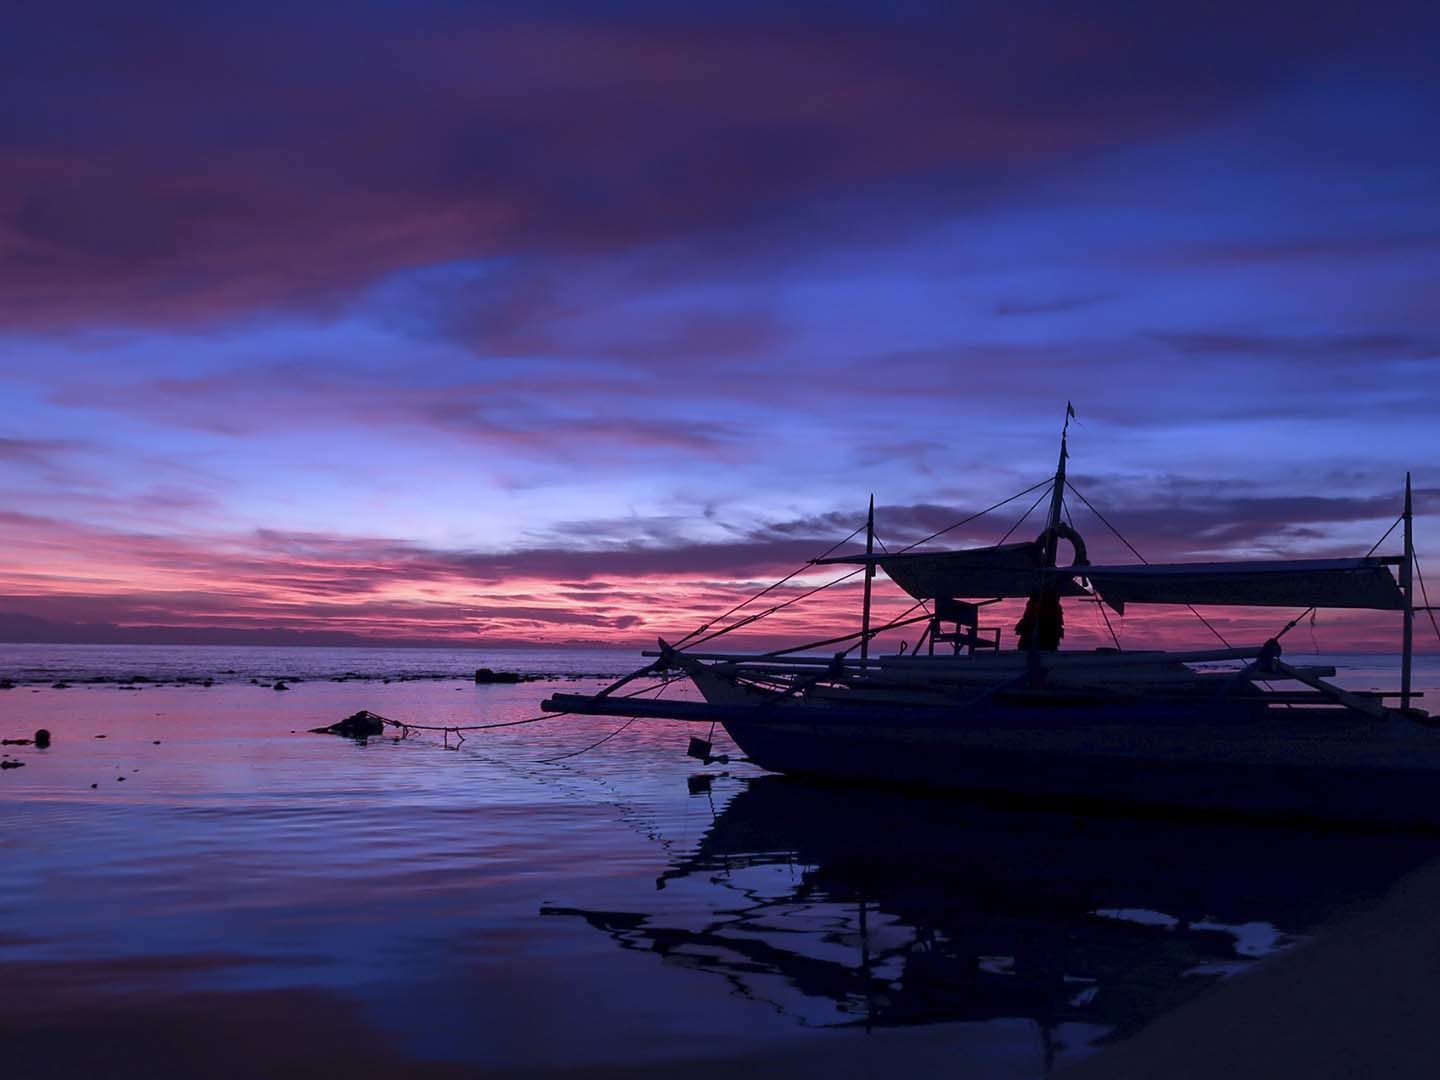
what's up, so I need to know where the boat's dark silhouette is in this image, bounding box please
[545,422,1435,822]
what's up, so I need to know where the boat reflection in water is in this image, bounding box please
[544,775,1439,1065]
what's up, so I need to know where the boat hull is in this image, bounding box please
[719,710,1440,829]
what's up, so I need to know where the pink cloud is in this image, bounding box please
[0,481,1430,652]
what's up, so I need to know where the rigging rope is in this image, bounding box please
[1064,496,1122,651]
[996,484,1054,546]
[1414,551,1440,645]
[763,602,931,658]
[893,477,1053,554]
[872,533,934,631]
[1065,480,1233,649]
[667,478,1052,652]
[1366,514,1404,557]
[1273,514,1409,645]
[670,521,867,648]
[681,566,867,649]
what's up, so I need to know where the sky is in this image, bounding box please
[2,0,1438,652]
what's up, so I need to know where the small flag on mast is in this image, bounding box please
[1066,401,1076,421]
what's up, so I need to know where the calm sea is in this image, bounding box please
[3,644,1439,1078]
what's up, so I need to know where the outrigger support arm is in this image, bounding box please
[594,638,677,699]
[1267,658,1403,723]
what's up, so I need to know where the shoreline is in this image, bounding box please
[0,671,624,689]
[1054,853,1440,1079]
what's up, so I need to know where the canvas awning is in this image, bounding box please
[815,541,1090,602]
[1075,558,1405,613]
[816,548,1404,611]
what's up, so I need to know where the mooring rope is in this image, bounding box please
[374,673,685,745]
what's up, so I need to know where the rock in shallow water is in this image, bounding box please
[474,668,522,684]
[309,710,387,738]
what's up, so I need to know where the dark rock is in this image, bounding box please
[474,668,522,684]
[35,729,49,748]
[202,678,213,687]
[51,681,70,689]
[152,740,161,745]
[94,734,107,739]
[1,738,31,746]
[273,681,290,691]
[116,776,125,781]
[1,760,26,770]
[309,710,387,738]
[0,679,15,690]
[90,783,97,788]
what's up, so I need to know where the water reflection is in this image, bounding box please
[546,774,1440,1058]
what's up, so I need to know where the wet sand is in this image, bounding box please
[1053,853,1440,1080]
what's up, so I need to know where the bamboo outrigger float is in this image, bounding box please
[544,410,1438,826]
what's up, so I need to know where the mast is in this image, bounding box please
[1042,403,1074,567]
[1021,404,1073,655]
[860,494,875,661]
[1402,472,1414,713]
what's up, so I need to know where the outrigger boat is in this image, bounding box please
[544,413,1438,827]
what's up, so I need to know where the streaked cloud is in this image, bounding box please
[0,1,1437,649]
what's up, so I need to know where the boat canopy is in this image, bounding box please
[817,548,1404,612]
[1077,558,1405,613]
[816,541,1091,602]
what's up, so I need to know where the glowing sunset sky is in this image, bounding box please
[2,1,1437,651]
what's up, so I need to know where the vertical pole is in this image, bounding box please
[1026,409,1071,658]
[1402,472,1414,713]
[860,495,875,661]
[1043,419,1069,567]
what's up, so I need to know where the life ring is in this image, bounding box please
[1035,522,1088,567]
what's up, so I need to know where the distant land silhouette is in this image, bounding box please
[0,612,487,649]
